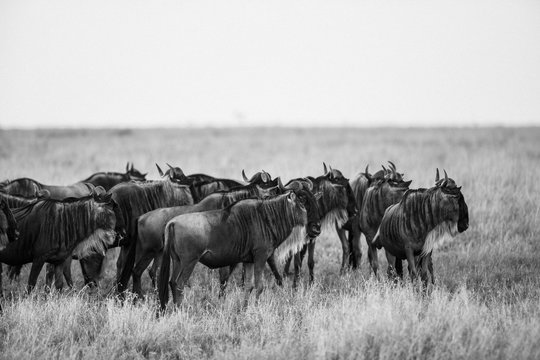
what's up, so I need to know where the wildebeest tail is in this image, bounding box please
[158,222,174,311]
[117,221,138,294]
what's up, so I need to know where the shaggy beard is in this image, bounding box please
[320,208,348,236]
[273,226,308,265]
[421,220,459,257]
[72,228,117,259]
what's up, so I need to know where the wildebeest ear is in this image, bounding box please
[101,193,113,203]
[402,180,412,188]
[287,191,297,203]
[37,189,50,199]
[156,163,165,177]
[126,162,130,172]
[435,168,440,183]
[94,186,107,197]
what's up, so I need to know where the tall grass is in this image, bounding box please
[0,127,539,359]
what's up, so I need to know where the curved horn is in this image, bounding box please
[364,165,369,175]
[435,168,440,182]
[242,169,249,182]
[444,169,448,181]
[304,177,313,191]
[329,164,333,172]
[277,176,285,190]
[388,161,396,171]
[323,162,328,174]
[126,162,130,172]
[156,163,164,177]
[382,165,387,172]
[166,163,174,170]
[130,162,134,171]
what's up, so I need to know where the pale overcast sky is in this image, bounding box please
[1,0,539,128]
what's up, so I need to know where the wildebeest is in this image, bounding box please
[283,170,354,287]
[373,169,469,284]
[0,199,18,296]
[0,191,122,292]
[118,180,282,296]
[158,187,321,310]
[346,162,412,276]
[80,164,195,289]
[0,177,95,199]
[311,163,358,275]
[80,162,147,190]
[0,190,46,209]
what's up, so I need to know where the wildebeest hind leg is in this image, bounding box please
[27,260,45,293]
[170,258,197,307]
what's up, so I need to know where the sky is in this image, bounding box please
[1,0,539,128]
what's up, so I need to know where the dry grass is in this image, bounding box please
[0,127,539,359]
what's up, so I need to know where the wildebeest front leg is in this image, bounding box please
[404,245,418,281]
[132,250,157,297]
[62,257,73,288]
[385,250,399,282]
[307,241,316,284]
[53,263,65,291]
[266,255,283,287]
[347,222,362,269]
[338,228,350,275]
[242,262,254,308]
[365,234,379,278]
[292,245,308,288]
[218,267,231,298]
[283,256,292,277]
[27,260,45,293]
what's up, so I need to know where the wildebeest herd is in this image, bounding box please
[0,161,469,311]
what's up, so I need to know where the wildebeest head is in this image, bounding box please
[125,162,147,181]
[0,199,18,248]
[0,178,41,198]
[284,180,321,238]
[242,170,279,189]
[322,163,357,218]
[435,169,469,233]
[155,163,195,186]
[93,190,125,240]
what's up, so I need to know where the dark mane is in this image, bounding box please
[8,197,111,264]
[226,194,304,247]
[388,186,456,238]
[81,171,125,182]
[112,180,193,238]
[313,177,347,216]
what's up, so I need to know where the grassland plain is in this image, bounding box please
[0,127,539,359]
